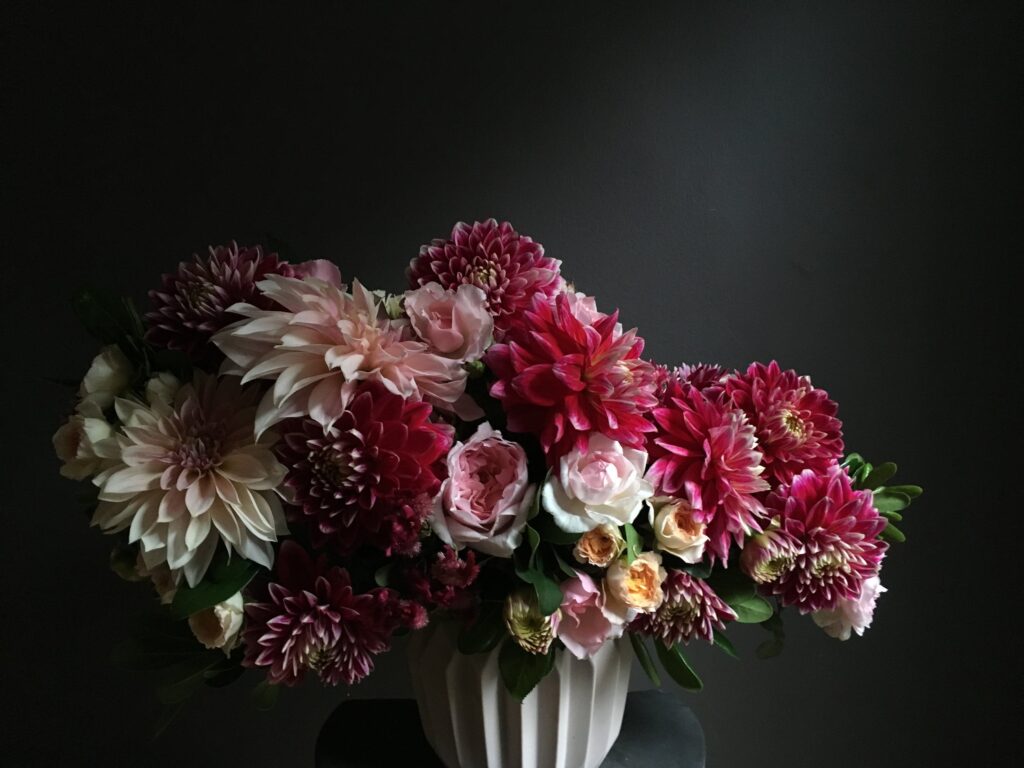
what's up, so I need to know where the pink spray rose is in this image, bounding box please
[405,282,494,362]
[430,423,533,557]
[557,571,629,659]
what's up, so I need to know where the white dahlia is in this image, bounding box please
[212,275,477,436]
[91,374,287,586]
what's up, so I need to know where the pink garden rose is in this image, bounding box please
[430,423,533,557]
[405,282,493,362]
[557,571,629,659]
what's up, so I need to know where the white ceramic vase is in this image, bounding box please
[407,621,632,768]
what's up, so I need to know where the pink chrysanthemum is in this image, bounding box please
[629,570,736,646]
[646,382,770,563]
[766,466,887,614]
[407,220,564,335]
[213,276,475,436]
[725,361,844,487]
[147,242,291,362]
[243,541,422,686]
[485,292,658,461]
[277,383,453,555]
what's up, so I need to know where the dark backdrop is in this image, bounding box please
[2,2,1020,766]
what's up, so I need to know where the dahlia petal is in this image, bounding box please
[102,464,164,494]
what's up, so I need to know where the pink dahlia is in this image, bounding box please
[724,361,843,487]
[766,466,887,614]
[147,242,293,361]
[277,383,453,555]
[646,382,770,563]
[629,570,736,646]
[243,541,419,686]
[675,363,726,394]
[214,276,475,436]
[485,292,658,460]
[407,220,564,335]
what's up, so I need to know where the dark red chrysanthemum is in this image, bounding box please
[399,545,480,612]
[724,361,844,487]
[242,541,422,686]
[765,466,887,614]
[646,381,770,563]
[277,383,453,555]
[407,219,564,335]
[485,292,658,461]
[146,242,291,361]
[630,570,736,646]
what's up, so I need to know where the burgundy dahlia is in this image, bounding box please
[646,381,770,563]
[243,541,421,686]
[408,220,564,335]
[765,466,887,614]
[146,242,291,361]
[724,361,844,487]
[485,292,659,461]
[630,570,736,646]
[277,383,453,554]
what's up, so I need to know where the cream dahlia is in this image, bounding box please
[407,219,564,335]
[646,382,770,563]
[91,374,287,586]
[766,466,887,614]
[213,275,475,436]
[629,570,735,646]
[485,292,658,460]
[724,361,844,486]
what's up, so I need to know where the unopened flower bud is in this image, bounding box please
[504,590,560,655]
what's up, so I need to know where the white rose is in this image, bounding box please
[649,496,708,564]
[542,434,653,533]
[78,345,133,410]
[188,592,245,653]
[813,576,887,641]
[52,401,118,480]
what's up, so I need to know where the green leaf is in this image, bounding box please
[879,509,903,522]
[623,523,641,564]
[629,633,661,686]
[498,639,555,701]
[374,563,395,587]
[655,642,703,692]
[885,484,923,499]
[170,550,260,620]
[756,610,786,659]
[528,474,549,521]
[551,548,577,578]
[516,567,563,616]
[756,637,785,659]
[880,522,907,543]
[729,594,774,624]
[679,561,713,579]
[458,602,507,654]
[251,679,280,711]
[862,462,897,490]
[872,490,911,514]
[531,514,582,546]
[712,629,739,659]
[706,567,756,604]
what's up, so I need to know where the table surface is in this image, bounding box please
[316,690,705,767]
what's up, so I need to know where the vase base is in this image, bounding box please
[316,691,705,768]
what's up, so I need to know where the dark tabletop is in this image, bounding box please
[316,690,705,768]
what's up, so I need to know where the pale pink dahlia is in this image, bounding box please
[766,466,887,614]
[243,541,419,686]
[725,361,843,486]
[629,570,736,646]
[646,382,770,563]
[147,242,292,361]
[407,220,564,335]
[91,374,287,586]
[675,363,726,394]
[213,275,475,436]
[277,383,453,555]
[485,292,658,460]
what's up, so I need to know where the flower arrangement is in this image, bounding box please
[54,221,921,720]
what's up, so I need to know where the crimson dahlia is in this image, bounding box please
[630,570,736,646]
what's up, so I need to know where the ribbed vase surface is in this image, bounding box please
[407,622,632,768]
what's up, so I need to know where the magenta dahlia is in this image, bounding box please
[407,220,564,335]
[277,382,453,554]
[724,361,844,487]
[243,541,420,686]
[646,381,770,563]
[629,570,736,646]
[147,242,291,360]
[675,363,726,394]
[765,466,887,614]
[485,292,658,460]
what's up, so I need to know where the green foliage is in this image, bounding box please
[756,611,786,660]
[629,633,661,686]
[712,629,739,659]
[457,602,507,654]
[728,594,774,624]
[170,549,260,620]
[655,642,703,692]
[623,523,641,564]
[513,525,563,616]
[498,639,555,701]
[843,453,923,544]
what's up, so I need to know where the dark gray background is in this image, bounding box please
[2,1,1019,766]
